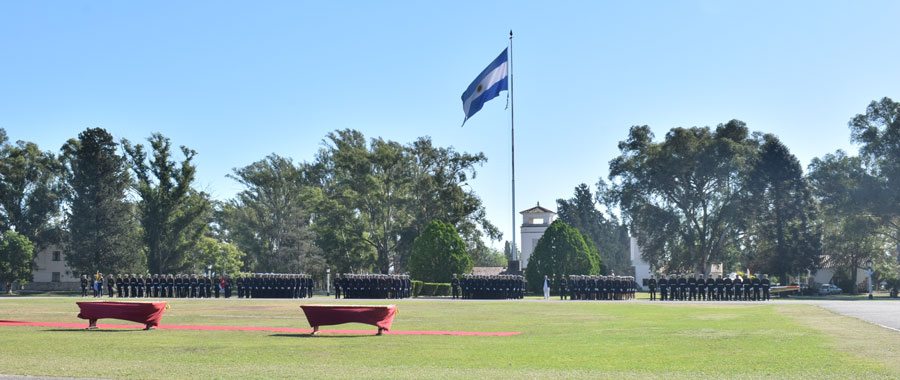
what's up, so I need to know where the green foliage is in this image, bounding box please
[741,135,821,281]
[0,129,65,251]
[524,219,602,292]
[123,134,210,273]
[411,280,423,297]
[189,237,245,275]
[220,154,324,274]
[556,183,630,274]
[417,282,451,296]
[0,230,34,293]
[609,121,756,273]
[309,130,495,274]
[408,220,472,283]
[61,128,143,275]
[468,244,507,266]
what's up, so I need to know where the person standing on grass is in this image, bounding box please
[106,274,114,297]
[542,275,550,299]
[648,274,657,301]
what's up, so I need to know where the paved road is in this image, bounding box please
[811,300,900,331]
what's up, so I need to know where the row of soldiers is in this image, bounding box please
[332,274,411,299]
[558,275,637,301]
[646,274,772,301]
[451,274,526,299]
[79,273,315,299]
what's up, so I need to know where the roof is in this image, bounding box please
[472,266,506,276]
[520,202,556,215]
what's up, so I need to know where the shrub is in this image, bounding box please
[412,280,423,297]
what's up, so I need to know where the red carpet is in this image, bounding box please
[0,320,520,336]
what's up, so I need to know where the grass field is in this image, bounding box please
[1,297,898,380]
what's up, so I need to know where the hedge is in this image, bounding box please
[417,282,451,297]
[412,280,423,297]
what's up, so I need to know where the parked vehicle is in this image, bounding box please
[818,284,842,295]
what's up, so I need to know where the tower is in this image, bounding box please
[519,202,557,269]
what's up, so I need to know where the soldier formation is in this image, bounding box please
[457,274,525,299]
[80,273,315,299]
[559,275,636,301]
[646,273,771,301]
[332,274,411,299]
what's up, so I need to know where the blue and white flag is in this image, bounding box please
[461,48,508,124]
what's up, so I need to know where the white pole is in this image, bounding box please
[509,30,517,267]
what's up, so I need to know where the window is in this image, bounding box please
[52,272,61,282]
[530,218,544,225]
[52,251,61,261]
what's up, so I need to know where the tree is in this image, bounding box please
[220,154,323,273]
[808,151,885,292]
[408,220,472,282]
[123,133,210,274]
[310,129,495,274]
[0,129,65,251]
[524,219,603,292]
[469,245,507,267]
[62,128,143,275]
[188,236,245,275]
[848,97,900,243]
[741,135,821,282]
[556,183,631,274]
[608,121,755,273]
[0,230,33,294]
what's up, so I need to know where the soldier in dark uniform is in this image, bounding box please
[732,276,743,301]
[658,275,668,301]
[751,274,761,301]
[106,274,115,297]
[151,274,160,298]
[145,274,153,298]
[715,274,725,301]
[648,275,657,301]
[166,274,174,297]
[687,274,698,301]
[706,274,715,301]
[115,274,124,298]
[224,274,232,298]
[743,275,753,301]
[558,275,568,300]
[127,274,136,298]
[80,275,88,297]
[306,274,314,298]
[696,274,706,301]
[450,274,460,299]
[206,275,214,298]
[762,274,771,301]
[723,275,733,301]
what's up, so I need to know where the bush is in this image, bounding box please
[419,282,450,297]
[412,280,423,297]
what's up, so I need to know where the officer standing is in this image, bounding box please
[762,274,771,301]
[648,274,657,301]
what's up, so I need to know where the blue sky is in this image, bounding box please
[2,1,899,249]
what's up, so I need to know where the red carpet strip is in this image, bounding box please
[0,320,520,336]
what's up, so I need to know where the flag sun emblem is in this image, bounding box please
[476,84,483,93]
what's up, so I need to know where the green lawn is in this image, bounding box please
[0,297,898,379]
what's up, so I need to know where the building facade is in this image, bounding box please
[519,203,557,269]
[28,244,79,291]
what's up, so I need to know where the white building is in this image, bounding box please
[29,245,79,291]
[630,237,652,289]
[519,203,557,269]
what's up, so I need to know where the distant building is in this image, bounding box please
[630,237,723,289]
[519,203,557,269]
[28,244,79,291]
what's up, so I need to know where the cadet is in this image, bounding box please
[106,274,115,297]
[751,274,761,301]
[715,274,725,301]
[697,274,706,301]
[648,275,657,301]
[450,274,460,299]
[762,274,771,301]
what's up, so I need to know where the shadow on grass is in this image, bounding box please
[268,333,376,339]
[42,328,148,333]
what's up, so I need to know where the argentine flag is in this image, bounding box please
[461,48,508,124]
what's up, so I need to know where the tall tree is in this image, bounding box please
[524,219,603,292]
[62,128,143,275]
[742,135,821,282]
[848,97,900,243]
[123,133,210,274]
[0,129,65,251]
[556,183,631,274]
[408,220,472,282]
[188,236,245,275]
[0,230,34,293]
[310,130,496,274]
[808,151,885,292]
[608,121,756,273]
[220,154,323,273]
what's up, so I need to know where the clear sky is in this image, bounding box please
[2,1,899,250]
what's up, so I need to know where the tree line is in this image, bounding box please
[0,127,502,290]
[604,97,900,292]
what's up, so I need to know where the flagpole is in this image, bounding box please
[509,30,518,267]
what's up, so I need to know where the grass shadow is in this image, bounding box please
[42,328,147,333]
[268,333,376,338]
